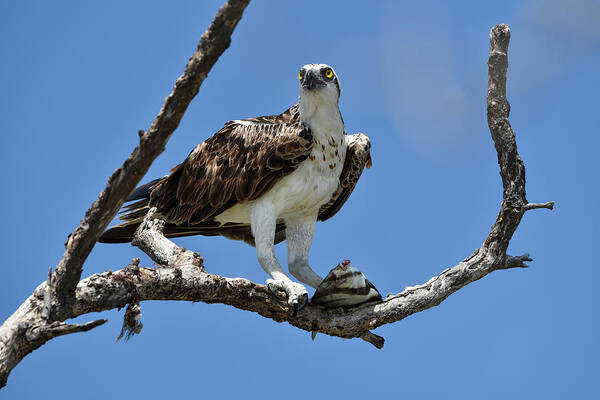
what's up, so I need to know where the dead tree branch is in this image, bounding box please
[0,0,249,388]
[50,0,249,319]
[0,22,553,389]
[524,201,555,211]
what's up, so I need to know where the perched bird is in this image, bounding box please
[100,64,372,312]
[311,259,382,307]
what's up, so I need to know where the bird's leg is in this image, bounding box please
[286,216,323,289]
[251,203,308,313]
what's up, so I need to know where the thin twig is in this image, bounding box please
[25,320,107,342]
[360,332,385,349]
[524,201,555,211]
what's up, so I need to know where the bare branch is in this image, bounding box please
[524,201,555,211]
[0,22,555,389]
[360,331,385,349]
[0,0,249,388]
[50,0,249,318]
[483,24,554,261]
[25,320,107,343]
[131,207,203,268]
[56,229,528,346]
[484,24,526,257]
[122,214,531,347]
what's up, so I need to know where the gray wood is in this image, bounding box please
[0,22,553,389]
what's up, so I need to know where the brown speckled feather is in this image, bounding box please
[318,133,372,222]
[99,109,371,246]
[151,104,311,225]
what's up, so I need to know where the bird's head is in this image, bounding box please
[298,63,340,104]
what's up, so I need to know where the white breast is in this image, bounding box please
[215,100,346,224]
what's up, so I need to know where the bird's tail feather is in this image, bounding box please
[98,178,161,243]
[98,220,217,243]
[98,178,286,246]
[127,178,161,202]
[98,222,141,243]
[98,175,259,244]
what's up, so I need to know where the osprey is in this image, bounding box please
[100,64,372,312]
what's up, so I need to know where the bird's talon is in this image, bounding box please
[298,293,308,311]
[267,281,286,302]
[266,279,308,315]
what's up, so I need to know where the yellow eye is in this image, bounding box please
[324,69,333,79]
[298,71,304,80]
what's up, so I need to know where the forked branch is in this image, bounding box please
[49,0,250,319]
[0,22,553,389]
[0,0,249,387]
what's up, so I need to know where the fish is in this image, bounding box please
[310,259,382,308]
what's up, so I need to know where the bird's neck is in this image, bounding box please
[298,94,344,144]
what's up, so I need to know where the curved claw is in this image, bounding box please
[290,293,308,317]
[267,281,286,302]
[298,293,308,311]
[266,279,308,316]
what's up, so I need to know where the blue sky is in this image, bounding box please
[1,0,599,398]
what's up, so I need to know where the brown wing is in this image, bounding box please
[318,133,372,222]
[99,105,308,245]
[150,104,311,225]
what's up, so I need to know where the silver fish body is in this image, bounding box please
[311,260,381,307]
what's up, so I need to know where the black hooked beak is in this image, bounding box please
[302,70,326,90]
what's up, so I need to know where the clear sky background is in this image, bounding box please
[1,0,598,398]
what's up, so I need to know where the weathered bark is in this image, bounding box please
[51,0,249,319]
[0,23,553,389]
[0,0,249,387]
